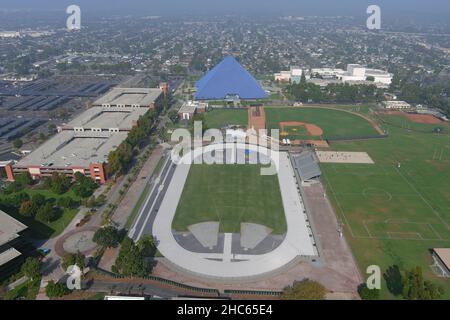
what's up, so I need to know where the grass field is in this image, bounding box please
[376,113,449,133]
[172,164,287,234]
[319,113,450,298]
[204,108,248,129]
[0,188,82,239]
[266,106,379,138]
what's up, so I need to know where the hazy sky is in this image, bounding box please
[1,0,449,17]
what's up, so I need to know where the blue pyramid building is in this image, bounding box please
[195,56,268,100]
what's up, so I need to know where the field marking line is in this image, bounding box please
[320,169,357,238]
[386,232,423,240]
[353,235,450,241]
[395,167,449,229]
[362,221,374,238]
[428,223,443,240]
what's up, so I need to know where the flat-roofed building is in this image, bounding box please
[12,131,128,183]
[310,64,392,87]
[6,87,162,184]
[0,210,28,280]
[60,106,148,133]
[274,67,304,83]
[178,100,208,121]
[432,248,450,277]
[93,87,163,110]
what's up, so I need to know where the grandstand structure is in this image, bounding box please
[291,151,322,182]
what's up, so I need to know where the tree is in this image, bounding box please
[13,139,23,149]
[14,172,33,186]
[47,123,57,135]
[31,194,46,207]
[45,280,69,298]
[21,257,41,280]
[281,279,326,300]
[358,283,380,300]
[61,252,86,271]
[113,237,149,277]
[57,196,79,209]
[93,226,121,248]
[50,173,71,195]
[107,142,133,176]
[137,235,156,257]
[168,109,179,124]
[402,266,444,300]
[19,200,38,218]
[73,172,97,198]
[36,202,57,223]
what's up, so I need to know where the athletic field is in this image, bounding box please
[320,113,450,298]
[172,164,287,234]
[204,108,248,129]
[265,106,379,138]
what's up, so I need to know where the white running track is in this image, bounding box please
[152,143,316,279]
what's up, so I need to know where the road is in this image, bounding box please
[128,154,176,241]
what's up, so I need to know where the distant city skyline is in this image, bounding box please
[0,0,449,19]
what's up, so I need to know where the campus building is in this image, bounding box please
[0,210,28,280]
[178,100,208,121]
[274,66,304,83]
[2,87,163,184]
[195,56,268,101]
[310,64,393,86]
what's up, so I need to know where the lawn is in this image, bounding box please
[3,277,41,300]
[0,187,82,239]
[319,114,450,298]
[376,113,449,134]
[172,164,287,234]
[4,206,79,240]
[204,108,248,129]
[265,106,379,138]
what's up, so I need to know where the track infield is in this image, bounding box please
[172,164,287,234]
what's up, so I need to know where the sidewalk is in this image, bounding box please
[110,145,164,229]
[98,146,165,271]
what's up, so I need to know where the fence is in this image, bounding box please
[92,268,283,298]
[326,134,388,143]
[93,267,220,296]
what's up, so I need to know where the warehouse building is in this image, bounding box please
[3,86,163,184]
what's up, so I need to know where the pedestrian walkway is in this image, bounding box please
[223,233,233,263]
